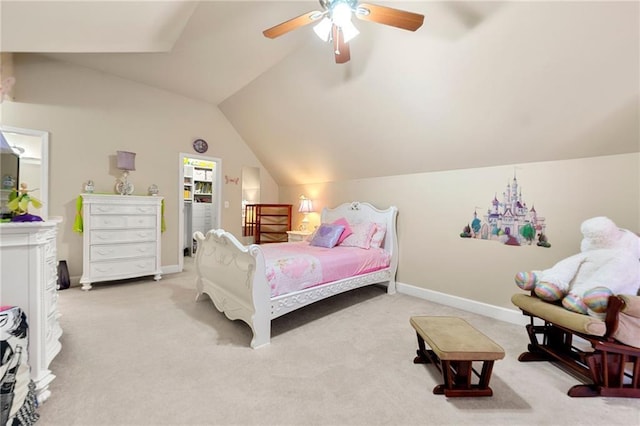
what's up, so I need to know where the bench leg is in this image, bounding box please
[433,360,495,397]
[413,332,496,397]
[414,332,440,368]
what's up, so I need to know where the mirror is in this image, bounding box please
[0,126,49,220]
[241,166,260,240]
[0,142,19,219]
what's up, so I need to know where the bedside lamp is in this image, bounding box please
[298,195,313,232]
[116,150,136,195]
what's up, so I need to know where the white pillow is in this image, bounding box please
[340,222,376,249]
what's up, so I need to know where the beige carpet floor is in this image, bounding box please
[37,259,639,425]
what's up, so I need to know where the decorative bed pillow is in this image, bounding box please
[332,217,353,244]
[370,223,387,248]
[340,222,377,249]
[309,224,346,248]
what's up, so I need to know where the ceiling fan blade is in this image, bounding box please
[355,3,424,31]
[263,10,324,39]
[332,24,351,64]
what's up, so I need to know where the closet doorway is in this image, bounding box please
[178,153,221,270]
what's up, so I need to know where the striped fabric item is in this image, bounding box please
[1,306,39,426]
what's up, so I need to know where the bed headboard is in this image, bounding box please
[321,201,398,256]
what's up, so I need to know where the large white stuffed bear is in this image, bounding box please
[515,216,640,318]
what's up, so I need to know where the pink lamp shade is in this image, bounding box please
[116,151,136,171]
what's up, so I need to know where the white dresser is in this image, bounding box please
[79,194,163,291]
[0,218,63,403]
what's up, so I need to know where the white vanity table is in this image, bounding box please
[0,218,63,403]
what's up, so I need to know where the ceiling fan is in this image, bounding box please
[263,0,424,64]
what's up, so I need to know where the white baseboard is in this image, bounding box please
[396,281,528,326]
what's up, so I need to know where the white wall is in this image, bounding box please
[1,52,637,315]
[1,54,279,278]
[280,153,640,310]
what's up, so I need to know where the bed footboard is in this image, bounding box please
[194,229,271,348]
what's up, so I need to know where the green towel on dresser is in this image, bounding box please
[73,196,83,233]
[161,199,166,233]
[72,195,166,233]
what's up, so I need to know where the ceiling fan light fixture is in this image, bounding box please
[313,17,332,41]
[341,20,359,43]
[331,2,353,28]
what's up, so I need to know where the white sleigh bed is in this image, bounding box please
[194,201,398,348]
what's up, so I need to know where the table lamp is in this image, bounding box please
[116,150,135,195]
[298,195,313,232]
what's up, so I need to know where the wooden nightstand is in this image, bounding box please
[286,230,313,242]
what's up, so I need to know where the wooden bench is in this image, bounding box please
[410,316,505,397]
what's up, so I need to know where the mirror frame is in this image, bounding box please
[0,125,49,220]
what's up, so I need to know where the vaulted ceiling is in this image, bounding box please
[2,1,638,185]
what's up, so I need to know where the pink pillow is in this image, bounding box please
[332,217,353,245]
[340,222,376,249]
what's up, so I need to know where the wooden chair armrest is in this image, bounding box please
[606,295,640,348]
[604,295,624,338]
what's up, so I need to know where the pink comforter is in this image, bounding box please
[260,242,391,297]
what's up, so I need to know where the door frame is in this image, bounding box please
[177,152,222,271]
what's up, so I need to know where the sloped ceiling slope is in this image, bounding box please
[220,1,640,185]
[0,0,197,52]
[1,2,638,187]
[15,1,322,105]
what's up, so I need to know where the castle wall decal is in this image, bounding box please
[459,172,551,247]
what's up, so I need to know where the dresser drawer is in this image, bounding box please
[91,204,157,215]
[90,242,157,261]
[90,214,156,229]
[91,229,157,244]
[90,257,157,279]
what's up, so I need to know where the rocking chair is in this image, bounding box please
[512,293,640,398]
